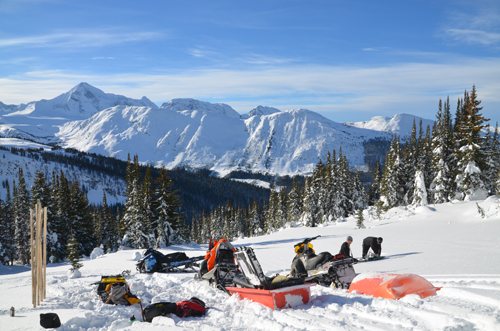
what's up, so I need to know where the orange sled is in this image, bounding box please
[226,283,314,310]
[348,273,441,300]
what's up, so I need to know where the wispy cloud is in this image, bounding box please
[0,30,164,49]
[444,29,500,46]
[2,57,500,124]
[441,4,500,47]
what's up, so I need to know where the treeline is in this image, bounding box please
[189,85,500,243]
[2,145,270,223]
[0,168,123,264]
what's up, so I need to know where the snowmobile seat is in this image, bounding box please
[304,251,333,270]
[234,246,304,290]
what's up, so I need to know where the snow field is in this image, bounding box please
[1,198,500,330]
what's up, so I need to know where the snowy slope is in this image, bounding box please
[344,113,435,139]
[1,197,499,330]
[55,104,392,176]
[0,140,126,205]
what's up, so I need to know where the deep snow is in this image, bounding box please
[1,198,500,330]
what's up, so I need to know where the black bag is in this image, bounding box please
[40,313,61,328]
[142,302,178,322]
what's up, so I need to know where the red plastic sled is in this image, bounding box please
[348,273,441,300]
[226,283,315,310]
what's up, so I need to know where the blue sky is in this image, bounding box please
[1,0,499,125]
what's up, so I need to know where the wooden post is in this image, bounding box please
[31,201,48,308]
[36,201,42,307]
[30,209,35,308]
[43,206,47,300]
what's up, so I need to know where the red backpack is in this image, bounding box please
[175,297,206,317]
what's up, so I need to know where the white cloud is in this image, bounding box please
[0,30,164,49]
[1,57,499,123]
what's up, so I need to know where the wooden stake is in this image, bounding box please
[36,201,42,306]
[30,209,35,308]
[43,206,47,300]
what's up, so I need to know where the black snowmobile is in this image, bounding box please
[290,235,357,288]
[136,248,204,273]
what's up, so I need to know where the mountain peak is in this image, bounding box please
[243,105,281,119]
[160,98,241,119]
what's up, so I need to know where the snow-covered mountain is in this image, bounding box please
[344,113,435,139]
[241,105,281,119]
[1,83,434,176]
[0,83,156,144]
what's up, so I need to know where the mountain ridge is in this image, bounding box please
[0,83,435,176]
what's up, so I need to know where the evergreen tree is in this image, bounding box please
[378,137,403,209]
[286,177,303,226]
[66,229,83,272]
[13,168,31,264]
[367,160,382,205]
[431,98,455,203]
[352,169,366,211]
[141,165,155,247]
[356,209,365,229]
[412,169,428,206]
[123,155,146,248]
[0,182,16,265]
[153,166,185,247]
[69,181,94,256]
[454,86,490,200]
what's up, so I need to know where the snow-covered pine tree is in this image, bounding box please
[378,137,403,209]
[421,125,434,196]
[356,208,365,229]
[483,123,500,195]
[431,98,455,203]
[352,169,366,211]
[454,86,490,201]
[266,181,279,231]
[491,123,500,195]
[0,182,16,265]
[276,187,288,229]
[141,166,155,247]
[367,160,382,205]
[337,153,353,218]
[69,181,94,256]
[13,168,31,264]
[49,171,67,261]
[412,169,428,206]
[153,166,186,247]
[66,229,83,273]
[286,176,303,226]
[123,155,149,248]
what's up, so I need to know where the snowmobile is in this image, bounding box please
[136,248,205,273]
[290,235,357,288]
[196,239,240,294]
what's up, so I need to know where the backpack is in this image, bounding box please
[176,297,206,317]
[142,302,178,322]
[105,282,141,305]
[40,313,61,329]
[94,275,141,306]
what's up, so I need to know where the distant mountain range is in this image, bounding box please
[0,83,435,176]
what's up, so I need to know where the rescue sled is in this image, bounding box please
[348,273,441,300]
[226,246,315,309]
[136,248,204,273]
